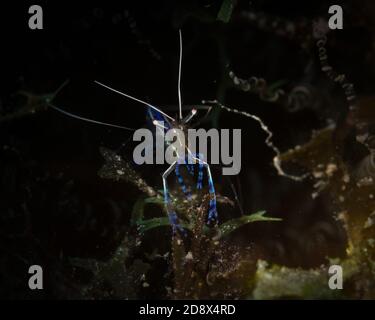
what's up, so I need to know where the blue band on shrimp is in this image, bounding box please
[187,163,195,176]
[175,163,192,200]
[208,174,215,194]
[168,211,186,235]
[208,199,218,222]
[195,154,205,190]
[207,170,218,223]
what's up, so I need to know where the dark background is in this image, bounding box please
[0,0,374,299]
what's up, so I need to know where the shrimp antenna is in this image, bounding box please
[51,79,70,98]
[48,103,135,131]
[47,80,134,131]
[178,29,183,120]
[94,81,175,122]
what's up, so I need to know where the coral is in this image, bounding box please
[253,127,375,299]
[69,235,150,299]
[98,147,281,299]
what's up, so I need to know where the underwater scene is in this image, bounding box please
[1,0,375,301]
